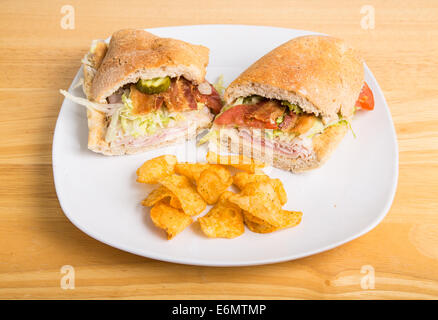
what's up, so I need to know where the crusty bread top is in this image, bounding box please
[90,29,210,102]
[224,35,364,121]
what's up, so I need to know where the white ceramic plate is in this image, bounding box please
[53,25,398,266]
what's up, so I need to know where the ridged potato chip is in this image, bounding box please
[150,200,193,239]
[244,210,302,233]
[137,155,177,184]
[269,179,288,206]
[233,171,270,189]
[161,174,206,216]
[199,193,244,238]
[169,196,182,209]
[220,190,234,200]
[196,165,232,204]
[175,163,210,182]
[228,181,283,227]
[142,185,182,209]
[233,172,287,205]
[243,210,267,225]
[206,151,265,173]
[244,216,277,234]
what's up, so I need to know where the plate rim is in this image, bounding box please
[52,24,399,267]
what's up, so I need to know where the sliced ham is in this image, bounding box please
[107,92,123,104]
[106,88,125,104]
[238,129,312,159]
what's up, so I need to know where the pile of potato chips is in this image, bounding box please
[137,151,302,239]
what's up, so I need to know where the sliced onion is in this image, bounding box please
[60,89,123,115]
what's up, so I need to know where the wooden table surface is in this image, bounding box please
[1,0,438,300]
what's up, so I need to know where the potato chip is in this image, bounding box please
[228,181,283,227]
[196,165,232,204]
[244,215,278,234]
[175,163,210,182]
[198,194,244,238]
[160,174,206,216]
[206,151,265,173]
[206,164,233,184]
[233,172,270,189]
[137,155,177,184]
[244,210,302,233]
[150,200,193,239]
[270,179,288,206]
[233,172,287,205]
[169,196,182,209]
[243,210,278,233]
[243,210,268,225]
[220,190,234,200]
[142,185,181,209]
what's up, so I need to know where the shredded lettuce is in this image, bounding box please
[198,129,218,146]
[330,119,356,138]
[281,101,303,115]
[311,118,356,139]
[213,75,226,96]
[264,129,297,141]
[116,92,184,139]
[242,95,263,105]
[230,95,263,107]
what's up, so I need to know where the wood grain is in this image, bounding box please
[1,0,438,299]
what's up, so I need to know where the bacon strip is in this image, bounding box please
[193,84,222,114]
[214,101,284,129]
[161,78,197,112]
[283,114,317,135]
[130,85,164,114]
[130,78,222,116]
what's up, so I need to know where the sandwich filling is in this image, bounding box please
[61,76,222,146]
[205,82,374,161]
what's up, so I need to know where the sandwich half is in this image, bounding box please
[206,35,374,172]
[61,29,222,155]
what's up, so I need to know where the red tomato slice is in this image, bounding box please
[355,82,374,110]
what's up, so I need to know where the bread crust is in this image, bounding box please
[224,35,364,122]
[90,29,209,102]
[82,40,109,154]
[312,123,348,163]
